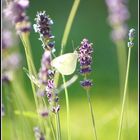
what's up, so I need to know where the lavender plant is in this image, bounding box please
[78,39,98,140]
[4,0,40,115]
[2,1,33,139]
[33,11,61,140]
[117,28,136,140]
[2,0,21,117]
[2,6,20,83]
[105,0,130,96]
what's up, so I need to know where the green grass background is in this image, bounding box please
[2,0,138,140]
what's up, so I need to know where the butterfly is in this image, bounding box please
[51,51,78,75]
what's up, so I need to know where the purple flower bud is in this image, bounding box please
[52,105,60,113]
[128,28,135,41]
[54,96,59,103]
[80,80,93,88]
[47,92,52,98]
[47,69,55,79]
[47,41,55,48]
[79,66,92,74]
[47,79,54,89]
[39,109,49,117]
[46,91,53,103]
[128,42,134,48]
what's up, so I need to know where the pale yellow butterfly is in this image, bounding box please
[51,51,78,75]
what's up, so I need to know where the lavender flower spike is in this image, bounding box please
[33,11,55,50]
[78,39,93,68]
[34,11,54,38]
[38,50,51,85]
[128,28,135,48]
[4,0,31,33]
[78,39,97,139]
[37,50,60,114]
[78,38,93,88]
[105,0,130,42]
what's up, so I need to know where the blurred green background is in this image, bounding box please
[2,0,138,140]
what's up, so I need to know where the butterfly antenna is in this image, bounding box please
[72,40,79,52]
[71,40,75,51]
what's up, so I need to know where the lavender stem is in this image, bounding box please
[117,47,132,140]
[86,90,98,140]
[62,75,71,140]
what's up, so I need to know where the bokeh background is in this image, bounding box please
[2,0,138,140]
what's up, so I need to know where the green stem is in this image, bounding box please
[24,34,37,77]
[20,33,44,129]
[62,75,71,140]
[20,34,38,109]
[50,117,57,140]
[11,83,32,140]
[117,47,132,140]
[3,84,18,139]
[54,2,80,138]
[57,113,62,140]
[60,0,80,54]
[55,114,59,140]
[56,113,61,140]
[55,0,80,87]
[86,90,98,140]
[115,41,127,98]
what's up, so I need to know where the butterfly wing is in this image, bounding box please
[51,53,78,75]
